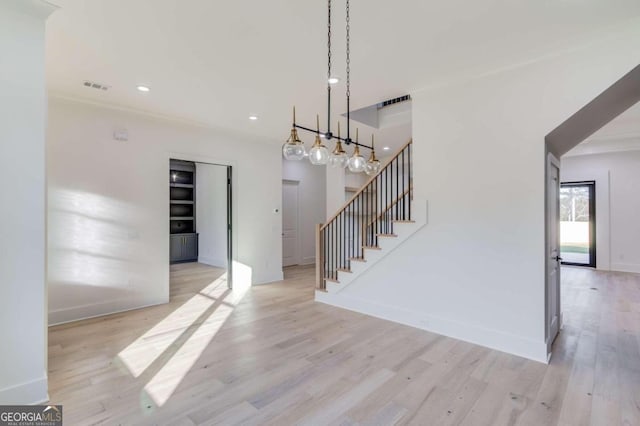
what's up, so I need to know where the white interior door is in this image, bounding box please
[547,157,561,351]
[282,181,300,267]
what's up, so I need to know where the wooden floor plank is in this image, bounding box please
[47,263,640,425]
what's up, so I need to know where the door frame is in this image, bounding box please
[282,179,301,267]
[545,152,562,358]
[559,181,596,268]
[226,166,233,287]
[168,153,235,290]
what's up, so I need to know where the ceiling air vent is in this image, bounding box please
[379,94,411,108]
[83,80,110,91]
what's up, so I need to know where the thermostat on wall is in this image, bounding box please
[113,129,128,141]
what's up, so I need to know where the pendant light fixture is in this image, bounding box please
[282,0,380,174]
[348,129,366,173]
[309,115,330,165]
[365,135,382,176]
[328,122,348,168]
[282,107,306,161]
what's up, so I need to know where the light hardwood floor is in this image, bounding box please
[48,263,640,425]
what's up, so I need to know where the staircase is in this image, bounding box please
[315,140,427,295]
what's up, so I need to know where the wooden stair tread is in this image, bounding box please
[377,233,397,238]
[393,220,415,223]
[337,268,352,273]
[324,276,339,283]
[349,257,366,262]
[363,245,381,250]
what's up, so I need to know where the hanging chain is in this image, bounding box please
[327,0,331,81]
[346,0,350,99]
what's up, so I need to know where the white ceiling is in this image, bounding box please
[565,101,640,156]
[587,101,640,141]
[45,0,640,155]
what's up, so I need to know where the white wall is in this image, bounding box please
[47,98,283,324]
[326,166,345,219]
[195,163,228,268]
[562,150,640,273]
[282,159,326,265]
[332,19,640,362]
[345,170,368,190]
[326,169,369,219]
[0,0,56,405]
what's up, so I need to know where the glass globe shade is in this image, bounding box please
[329,152,349,168]
[282,142,306,160]
[365,160,381,176]
[348,154,366,173]
[309,145,330,165]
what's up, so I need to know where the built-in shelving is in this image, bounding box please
[170,160,198,263]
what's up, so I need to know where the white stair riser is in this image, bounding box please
[363,249,383,262]
[348,261,367,276]
[324,199,428,294]
[377,236,402,251]
[337,271,354,285]
[326,281,341,293]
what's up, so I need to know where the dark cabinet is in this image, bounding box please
[170,160,198,264]
[170,235,184,261]
[183,234,198,259]
[170,233,198,263]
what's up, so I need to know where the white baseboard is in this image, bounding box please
[198,256,227,268]
[316,291,548,364]
[610,262,640,274]
[49,296,168,326]
[0,376,48,405]
[49,267,285,325]
[300,256,316,266]
[252,271,284,285]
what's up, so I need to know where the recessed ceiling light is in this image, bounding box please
[383,146,390,151]
[136,85,150,92]
[249,115,258,121]
[328,77,340,85]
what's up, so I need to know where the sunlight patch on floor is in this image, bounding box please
[143,271,251,406]
[143,302,235,406]
[117,261,254,407]
[118,274,228,377]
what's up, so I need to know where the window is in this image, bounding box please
[560,182,596,267]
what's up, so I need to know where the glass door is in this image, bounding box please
[560,182,596,267]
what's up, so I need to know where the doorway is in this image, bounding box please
[546,154,561,351]
[560,181,596,268]
[169,159,233,288]
[282,180,300,267]
[544,65,640,359]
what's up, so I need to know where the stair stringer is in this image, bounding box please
[319,198,428,295]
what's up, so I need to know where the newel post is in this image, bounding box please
[316,223,324,290]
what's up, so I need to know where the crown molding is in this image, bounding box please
[48,92,281,147]
[412,16,640,97]
[2,0,59,20]
[48,92,213,130]
[565,135,640,157]
[585,132,640,144]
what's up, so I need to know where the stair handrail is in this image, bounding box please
[321,139,413,231]
[365,185,413,229]
[316,139,413,290]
